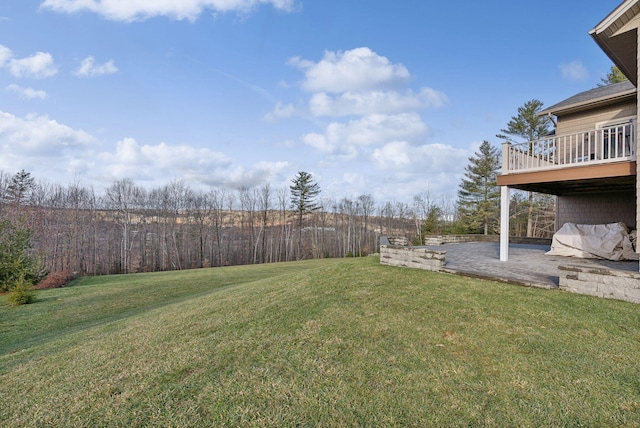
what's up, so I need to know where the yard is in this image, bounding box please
[1,257,639,426]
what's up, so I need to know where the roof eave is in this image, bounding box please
[589,0,639,85]
[538,90,636,117]
[590,31,637,86]
[590,0,635,35]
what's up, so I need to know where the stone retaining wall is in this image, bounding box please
[423,235,497,245]
[379,245,445,271]
[380,236,639,304]
[423,235,551,246]
[558,265,640,303]
[387,236,410,246]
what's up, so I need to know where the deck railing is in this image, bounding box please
[503,121,636,173]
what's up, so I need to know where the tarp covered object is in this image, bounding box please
[546,222,639,261]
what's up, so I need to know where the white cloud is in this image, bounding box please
[302,113,428,157]
[0,111,95,175]
[100,138,230,170]
[75,56,118,77]
[288,46,447,163]
[0,45,58,79]
[0,45,12,67]
[7,51,58,78]
[263,102,295,121]
[310,87,447,117]
[289,47,410,93]
[366,141,471,201]
[97,137,288,188]
[560,60,588,82]
[341,172,365,187]
[235,160,290,188]
[6,84,47,100]
[0,109,290,191]
[317,138,470,203]
[40,0,297,22]
[372,141,469,172]
[372,141,412,168]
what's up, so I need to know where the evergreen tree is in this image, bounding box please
[598,65,628,87]
[497,99,551,237]
[4,170,35,216]
[0,219,45,296]
[496,99,551,143]
[290,171,320,259]
[457,141,501,235]
[421,204,443,235]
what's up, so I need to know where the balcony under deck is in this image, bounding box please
[497,122,637,195]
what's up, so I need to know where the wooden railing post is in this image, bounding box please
[501,142,511,174]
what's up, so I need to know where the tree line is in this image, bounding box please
[0,170,471,278]
[0,165,555,283]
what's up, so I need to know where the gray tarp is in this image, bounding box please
[546,222,638,261]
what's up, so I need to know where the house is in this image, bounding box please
[496,0,639,271]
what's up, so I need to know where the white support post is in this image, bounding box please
[500,186,510,261]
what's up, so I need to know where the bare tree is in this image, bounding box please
[189,189,212,268]
[357,194,376,254]
[225,191,237,265]
[0,171,10,216]
[203,188,227,267]
[105,178,144,273]
[257,184,272,264]
[276,187,291,261]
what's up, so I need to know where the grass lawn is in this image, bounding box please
[1,256,639,427]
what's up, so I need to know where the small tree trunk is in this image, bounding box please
[526,191,534,237]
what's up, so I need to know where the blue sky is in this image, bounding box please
[0,0,622,203]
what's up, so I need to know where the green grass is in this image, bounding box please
[1,257,640,427]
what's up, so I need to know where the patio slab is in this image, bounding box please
[420,242,639,289]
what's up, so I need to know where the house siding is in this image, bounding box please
[556,190,636,230]
[549,100,636,165]
[555,99,636,135]
[637,28,640,256]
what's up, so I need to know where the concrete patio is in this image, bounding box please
[424,242,638,289]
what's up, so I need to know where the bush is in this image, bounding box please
[6,276,36,306]
[34,271,77,289]
[0,219,47,292]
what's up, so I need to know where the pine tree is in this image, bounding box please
[598,65,628,87]
[457,141,501,235]
[496,99,551,144]
[290,171,320,259]
[0,219,45,296]
[4,170,35,216]
[497,99,551,237]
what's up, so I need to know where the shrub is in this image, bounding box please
[6,276,36,306]
[0,220,47,292]
[34,271,77,289]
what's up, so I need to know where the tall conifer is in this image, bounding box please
[457,141,501,235]
[290,171,320,259]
